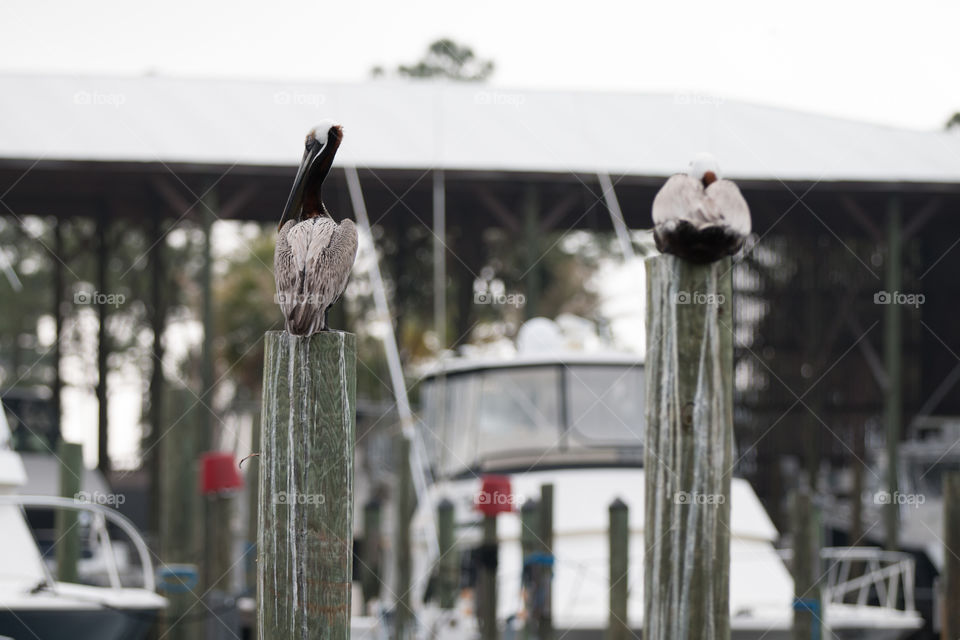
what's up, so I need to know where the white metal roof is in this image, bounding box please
[1,73,960,183]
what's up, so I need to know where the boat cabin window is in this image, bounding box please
[417,361,644,476]
[475,367,562,460]
[566,366,644,445]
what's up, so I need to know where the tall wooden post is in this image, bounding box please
[792,489,822,640]
[95,211,110,474]
[520,499,539,640]
[52,220,63,444]
[478,514,498,640]
[943,472,960,640]
[643,256,733,640]
[55,440,83,583]
[148,211,166,541]
[607,498,629,640]
[537,483,554,640]
[360,498,383,610]
[883,197,902,551]
[437,498,458,609]
[160,387,203,640]
[394,434,414,639]
[257,331,356,639]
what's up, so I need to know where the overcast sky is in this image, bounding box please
[3,0,960,131]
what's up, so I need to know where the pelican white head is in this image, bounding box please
[307,119,340,146]
[687,152,721,182]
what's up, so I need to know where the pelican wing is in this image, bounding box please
[705,179,751,236]
[307,219,359,321]
[274,220,299,321]
[652,174,712,227]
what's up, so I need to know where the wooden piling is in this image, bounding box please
[643,255,734,640]
[537,483,554,640]
[791,489,821,640]
[437,498,458,609]
[257,331,356,640]
[160,387,203,640]
[520,499,539,640]
[360,498,383,610]
[943,472,960,640]
[394,434,414,639]
[55,440,83,583]
[478,514,498,640]
[607,498,629,640]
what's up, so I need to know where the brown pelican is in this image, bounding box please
[274,122,358,335]
[652,153,751,263]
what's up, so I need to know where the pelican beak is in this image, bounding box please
[278,125,342,229]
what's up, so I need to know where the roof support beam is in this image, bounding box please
[840,196,882,243]
[903,197,942,241]
[474,187,519,232]
[433,170,446,349]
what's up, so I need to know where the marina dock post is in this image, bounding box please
[395,433,415,639]
[643,256,734,640]
[437,498,458,609]
[537,483,554,640]
[360,498,383,611]
[607,498,629,640]
[55,440,83,583]
[791,488,822,640]
[257,331,356,639]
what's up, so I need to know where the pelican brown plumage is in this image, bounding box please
[274,121,358,335]
[652,153,751,263]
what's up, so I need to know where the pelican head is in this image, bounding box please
[279,121,343,229]
[687,152,721,186]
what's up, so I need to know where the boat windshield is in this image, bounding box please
[417,362,644,475]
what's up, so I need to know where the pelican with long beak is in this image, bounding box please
[274,121,358,335]
[652,153,751,263]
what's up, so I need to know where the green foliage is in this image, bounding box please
[375,38,495,81]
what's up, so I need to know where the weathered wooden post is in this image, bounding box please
[56,440,83,583]
[607,498,629,640]
[791,489,822,640]
[644,255,734,640]
[257,331,356,639]
[943,472,960,640]
[360,498,383,611]
[437,498,458,609]
[537,483,555,640]
[478,513,498,640]
[394,434,414,639]
[520,499,539,640]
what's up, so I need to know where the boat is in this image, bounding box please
[0,402,167,640]
[401,321,924,639]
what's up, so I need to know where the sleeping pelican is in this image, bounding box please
[652,153,751,263]
[274,122,358,335]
